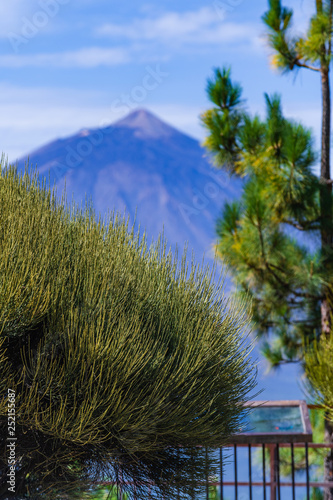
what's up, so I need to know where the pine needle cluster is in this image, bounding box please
[304,330,333,421]
[201,66,327,366]
[262,0,333,73]
[0,161,256,499]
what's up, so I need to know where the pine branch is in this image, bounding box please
[255,222,320,300]
[283,218,322,231]
[293,60,321,72]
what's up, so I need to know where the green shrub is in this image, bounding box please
[0,161,256,499]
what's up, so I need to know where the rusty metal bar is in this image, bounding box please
[262,443,266,500]
[234,444,238,500]
[305,442,310,500]
[276,443,281,500]
[248,443,252,500]
[220,447,223,500]
[205,447,209,500]
[270,445,276,500]
[176,447,180,500]
[291,442,295,500]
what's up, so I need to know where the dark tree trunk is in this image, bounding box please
[320,66,333,500]
[320,68,332,244]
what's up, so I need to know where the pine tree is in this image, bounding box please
[201,67,323,365]
[201,2,333,495]
[201,62,333,499]
[0,161,256,500]
[262,0,333,335]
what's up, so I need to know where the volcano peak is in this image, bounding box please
[114,108,175,139]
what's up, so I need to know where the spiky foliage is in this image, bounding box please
[304,332,333,421]
[201,67,328,366]
[304,329,333,498]
[262,0,333,73]
[0,161,256,499]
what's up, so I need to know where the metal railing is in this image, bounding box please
[95,442,333,499]
[214,442,333,500]
[92,402,333,499]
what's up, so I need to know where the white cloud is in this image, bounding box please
[0,7,263,69]
[0,84,109,160]
[97,8,216,40]
[0,47,131,68]
[0,83,204,161]
[95,7,259,47]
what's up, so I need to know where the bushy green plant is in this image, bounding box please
[0,161,256,499]
[305,332,333,420]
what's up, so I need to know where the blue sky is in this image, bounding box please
[0,0,322,168]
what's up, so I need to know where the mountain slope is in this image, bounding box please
[17,109,242,263]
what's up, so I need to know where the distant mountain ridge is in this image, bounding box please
[17,108,242,264]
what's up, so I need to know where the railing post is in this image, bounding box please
[305,442,310,500]
[206,447,209,500]
[291,442,295,500]
[248,443,252,500]
[269,444,277,500]
[220,447,223,500]
[234,444,238,500]
[262,443,267,500]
